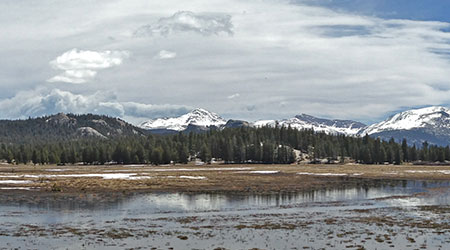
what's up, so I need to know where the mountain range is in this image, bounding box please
[1,106,450,147]
[138,106,450,146]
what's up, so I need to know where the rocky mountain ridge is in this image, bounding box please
[138,106,450,146]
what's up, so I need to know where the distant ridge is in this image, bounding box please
[254,114,366,136]
[3,106,450,146]
[138,106,450,146]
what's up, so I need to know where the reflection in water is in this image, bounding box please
[130,180,450,212]
[0,180,449,213]
[0,179,449,250]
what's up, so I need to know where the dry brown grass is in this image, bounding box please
[0,163,449,193]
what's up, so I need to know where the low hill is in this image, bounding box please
[0,113,145,143]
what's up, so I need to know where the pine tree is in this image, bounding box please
[401,139,409,162]
[199,143,212,163]
[394,146,402,165]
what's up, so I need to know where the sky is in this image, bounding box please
[301,0,450,22]
[0,0,450,125]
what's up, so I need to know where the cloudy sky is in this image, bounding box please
[1,0,450,124]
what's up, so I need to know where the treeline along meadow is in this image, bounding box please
[1,126,450,165]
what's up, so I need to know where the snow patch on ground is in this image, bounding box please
[148,167,252,172]
[405,170,450,174]
[24,167,253,174]
[179,176,207,180]
[0,173,150,180]
[0,187,36,190]
[249,171,280,174]
[0,180,33,184]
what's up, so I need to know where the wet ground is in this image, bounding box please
[0,179,449,249]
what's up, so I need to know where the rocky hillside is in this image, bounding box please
[0,113,145,143]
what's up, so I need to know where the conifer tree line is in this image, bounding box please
[1,126,450,165]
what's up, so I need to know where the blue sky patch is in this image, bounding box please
[298,0,450,22]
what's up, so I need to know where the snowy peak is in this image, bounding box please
[184,108,226,127]
[253,120,278,128]
[139,108,226,131]
[361,106,450,135]
[294,114,366,131]
[138,106,450,146]
[254,114,365,136]
[284,114,365,136]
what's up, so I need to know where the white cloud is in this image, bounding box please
[134,11,233,37]
[122,102,189,118]
[0,88,190,123]
[227,93,240,99]
[47,49,130,84]
[155,50,177,59]
[1,0,450,123]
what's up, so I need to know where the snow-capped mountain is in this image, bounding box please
[138,106,450,146]
[254,114,366,136]
[253,120,278,128]
[359,106,450,146]
[361,106,450,135]
[139,108,226,132]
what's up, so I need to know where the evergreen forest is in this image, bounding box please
[1,124,449,165]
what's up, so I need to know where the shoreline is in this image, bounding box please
[0,164,449,194]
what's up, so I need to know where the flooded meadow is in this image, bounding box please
[0,178,449,249]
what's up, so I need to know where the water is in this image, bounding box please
[1,179,449,249]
